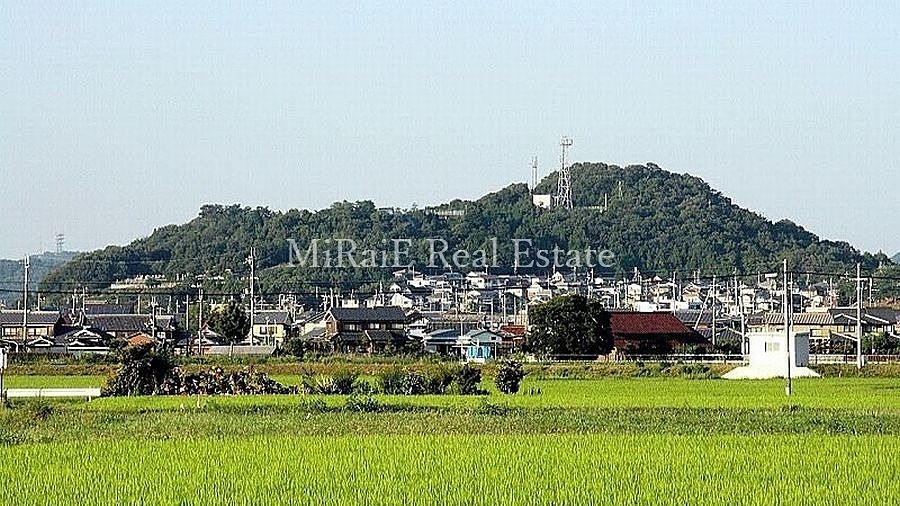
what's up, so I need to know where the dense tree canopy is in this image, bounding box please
[527,295,613,358]
[207,300,250,345]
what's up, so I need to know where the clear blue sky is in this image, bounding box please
[2,1,898,259]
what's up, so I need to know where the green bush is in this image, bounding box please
[303,372,359,395]
[495,360,526,394]
[344,393,381,412]
[455,364,484,395]
[378,367,409,395]
[103,343,177,396]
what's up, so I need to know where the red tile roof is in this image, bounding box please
[499,325,527,337]
[610,312,701,338]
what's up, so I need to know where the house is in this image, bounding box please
[174,326,225,353]
[45,328,112,355]
[746,312,839,352]
[828,307,900,336]
[251,310,292,346]
[609,311,707,356]
[0,311,64,351]
[498,324,527,352]
[422,328,460,356]
[82,302,135,315]
[84,314,178,343]
[457,329,503,363]
[324,306,412,354]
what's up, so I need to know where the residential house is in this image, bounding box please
[422,328,460,356]
[457,329,503,363]
[0,310,64,351]
[84,313,178,343]
[324,306,412,354]
[609,311,707,356]
[251,310,292,346]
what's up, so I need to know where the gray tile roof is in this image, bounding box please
[86,314,176,332]
[251,311,291,325]
[0,311,62,326]
[328,306,406,323]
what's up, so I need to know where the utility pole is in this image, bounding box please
[711,275,717,348]
[784,259,792,396]
[197,285,204,357]
[247,248,256,346]
[21,256,29,351]
[185,293,191,357]
[0,347,7,400]
[150,297,159,344]
[856,263,864,370]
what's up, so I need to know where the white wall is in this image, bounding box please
[747,331,810,368]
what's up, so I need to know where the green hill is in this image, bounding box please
[1,251,78,307]
[39,163,887,296]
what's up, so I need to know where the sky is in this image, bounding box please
[2,1,898,259]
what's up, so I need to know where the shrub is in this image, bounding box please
[455,364,484,395]
[344,393,381,412]
[301,369,362,395]
[424,365,457,394]
[378,367,408,395]
[495,360,526,394]
[103,343,177,396]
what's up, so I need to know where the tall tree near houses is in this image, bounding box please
[527,295,613,358]
[208,299,250,355]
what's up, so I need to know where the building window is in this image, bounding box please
[764,342,781,352]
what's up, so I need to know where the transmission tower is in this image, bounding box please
[55,233,65,254]
[531,156,538,191]
[555,136,574,209]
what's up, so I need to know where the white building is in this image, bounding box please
[723,331,820,379]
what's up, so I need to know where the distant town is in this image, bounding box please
[2,263,897,362]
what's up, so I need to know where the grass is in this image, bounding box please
[2,434,899,505]
[2,375,899,504]
[21,376,891,411]
[3,375,104,389]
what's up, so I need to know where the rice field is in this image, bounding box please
[3,375,104,389]
[2,375,899,504]
[1,434,898,505]
[52,376,899,411]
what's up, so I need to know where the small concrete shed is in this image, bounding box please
[723,331,820,379]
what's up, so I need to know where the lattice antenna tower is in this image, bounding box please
[555,136,574,209]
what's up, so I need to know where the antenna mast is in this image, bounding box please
[555,136,574,209]
[531,156,538,191]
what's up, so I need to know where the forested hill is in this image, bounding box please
[1,252,78,306]
[40,163,887,294]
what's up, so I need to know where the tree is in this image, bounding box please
[102,342,176,396]
[495,360,526,394]
[208,299,250,354]
[528,295,613,358]
[864,332,900,355]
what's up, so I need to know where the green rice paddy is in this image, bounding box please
[2,374,899,504]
